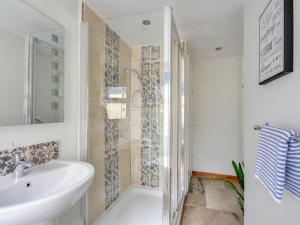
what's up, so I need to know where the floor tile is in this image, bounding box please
[205,186,242,215]
[216,211,244,225]
[202,179,226,189]
[189,177,205,194]
[183,178,243,225]
[186,192,206,207]
[183,206,218,224]
[182,217,217,225]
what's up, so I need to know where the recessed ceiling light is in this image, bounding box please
[142,19,151,26]
[215,46,223,51]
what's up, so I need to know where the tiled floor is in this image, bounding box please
[182,177,244,225]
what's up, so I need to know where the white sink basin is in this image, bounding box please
[0,160,94,225]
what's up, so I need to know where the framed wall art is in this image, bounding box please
[259,0,293,85]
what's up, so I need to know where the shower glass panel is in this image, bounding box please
[163,7,187,225]
[83,4,165,225]
[177,44,186,213]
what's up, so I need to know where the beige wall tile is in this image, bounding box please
[88,157,105,224]
[88,99,105,124]
[131,157,141,186]
[88,158,105,200]
[120,39,131,61]
[89,21,106,43]
[83,4,106,42]
[119,147,131,193]
[119,39,131,87]
[130,47,142,141]
[88,99,105,162]
[130,67,141,94]
[131,47,142,65]
[83,4,101,22]
[88,135,105,162]
[85,5,107,224]
[88,36,105,100]
[88,196,105,225]
[130,109,141,140]
[118,117,130,150]
[131,141,141,185]
[131,139,141,146]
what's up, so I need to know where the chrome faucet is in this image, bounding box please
[12,149,33,180]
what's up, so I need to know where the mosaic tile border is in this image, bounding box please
[0,141,59,176]
[104,25,120,209]
[140,45,161,188]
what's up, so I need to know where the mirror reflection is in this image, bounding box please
[0,0,65,126]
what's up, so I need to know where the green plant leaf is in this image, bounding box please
[238,162,244,191]
[239,163,244,178]
[238,197,244,213]
[224,179,244,212]
[224,180,244,201]
[232,160,244,191]
[232,161,239,177]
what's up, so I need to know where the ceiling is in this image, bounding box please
[0,0,62,36]
[173,0,244,60]
[84,0,244,60]
[106,9,164,47]
[85,0,172,19]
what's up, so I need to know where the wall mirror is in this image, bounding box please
[0,0,65,126]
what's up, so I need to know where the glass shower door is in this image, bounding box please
[177,44,186,212]
[163,6,187,225]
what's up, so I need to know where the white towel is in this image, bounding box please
[255,126,296,202]
[286,139,300,201]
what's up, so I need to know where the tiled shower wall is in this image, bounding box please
[130,46,164,190]
[84,4,164,224]
[84,5,131,224]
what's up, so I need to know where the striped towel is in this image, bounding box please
[255,126,296,202]
[286,140,300,200]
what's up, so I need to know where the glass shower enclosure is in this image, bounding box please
[163,7,187,225]
[81,4,187,225]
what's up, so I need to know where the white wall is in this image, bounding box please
[190,57,241,175]
[0,0,82,223]
[0,28,25,125]
[244,1,300,225]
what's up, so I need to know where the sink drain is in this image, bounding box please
[26,182,32,188]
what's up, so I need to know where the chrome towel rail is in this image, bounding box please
[253,123,300,141]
